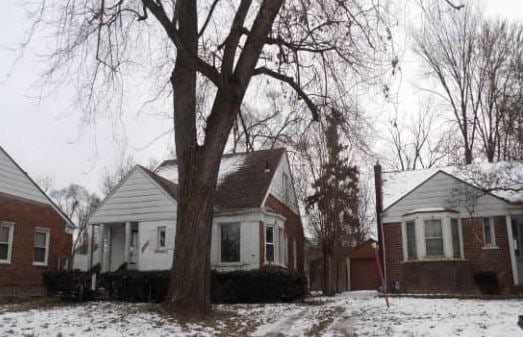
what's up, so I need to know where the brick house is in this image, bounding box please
[0,146,74,298]
[82,148,304,274]
[375,162,523,294]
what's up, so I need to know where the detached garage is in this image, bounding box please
[308,239,381,292]
[348,240,381,291]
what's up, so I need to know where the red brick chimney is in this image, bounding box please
[374,161,385,275]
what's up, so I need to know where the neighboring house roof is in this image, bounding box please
[139,166,178,200]
[0,145,75,230]
[383,161,523,211]
[155,148,285,211]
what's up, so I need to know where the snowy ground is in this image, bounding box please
[0,291,522,336]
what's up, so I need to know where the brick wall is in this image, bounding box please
[384,216,515,294]
[264,195,304,273]
[383,223,403,288]
[0,193,72,294]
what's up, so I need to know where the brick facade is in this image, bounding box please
[264,195,304,273]
[0,193,72,296]
[384,216,515,294]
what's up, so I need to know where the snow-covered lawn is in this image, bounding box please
[0,291,521,336]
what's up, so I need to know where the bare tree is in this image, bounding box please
[50,184,100,265]
[413,1,481,164]
[22,0,398,315]
[386,99,458,171]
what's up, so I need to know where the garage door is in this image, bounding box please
[350,258,380,290]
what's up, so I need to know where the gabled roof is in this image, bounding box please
[0,145,75,229]
[139,166,178,200]
[383,161,523,211]
[155,148,285,211]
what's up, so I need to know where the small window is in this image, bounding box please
[157,227,166,249]
[34,229,49,265]
[29,286,46,297]
[482,217,495,246]
[282,172,290,202]
[424,219,444,256]
[0,223,14,263]
[265,226,274,262]
[451,218,461,258]
[405,221,417,260]
[220,223,240,263]
[1,286,18,298]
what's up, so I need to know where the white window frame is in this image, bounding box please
[482,217,497,248]
[0,223,15,264]
[219,222,241,263]
[265,225,275,263]
[401,212,463,262]
[424,219,444,257]
[33,228,50,266]
[157,226,167,250]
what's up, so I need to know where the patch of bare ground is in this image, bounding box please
[0,298,76,314]
[305,306,346,336]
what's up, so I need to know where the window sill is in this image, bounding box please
[401,258,466,263]
[154,248,168,253]
[481,245,499,250]
[217,261,242,266]
[264,262,288,268]
[0,260,11,265]
[32,262,48,267]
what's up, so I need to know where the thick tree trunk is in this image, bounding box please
[165,170,217,316]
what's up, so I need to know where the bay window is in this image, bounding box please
[402,212,463,261]
[424,219,444,256]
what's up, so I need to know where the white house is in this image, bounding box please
[82,148,304,274]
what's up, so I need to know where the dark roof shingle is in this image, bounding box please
[155,148,285,211]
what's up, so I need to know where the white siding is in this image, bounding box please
[266,154,299,213]
[0,147,50,204]
[138,220,176,270]
[383,171,510,223]
[211,212,261,271]
[89,168,177,224]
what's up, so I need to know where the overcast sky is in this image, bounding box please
[1,0,523,196]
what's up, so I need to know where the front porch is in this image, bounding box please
[89,222,139,273]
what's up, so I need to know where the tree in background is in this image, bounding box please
[50,184,100,264]
[414,1,523,164]
[306,112,362,295]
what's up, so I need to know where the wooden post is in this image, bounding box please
[373,242,389,308]
[124,222,131,265]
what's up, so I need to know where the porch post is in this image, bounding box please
[124,222,131,265]
[506,215,519,286]
[99,224,106,273]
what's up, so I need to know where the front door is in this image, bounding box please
[512,217,523,285]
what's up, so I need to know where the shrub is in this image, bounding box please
[100,270,169,303]
[99,268,306,304]
[43,269,95,301]
[211,268,307,303]
[473,271,499,295]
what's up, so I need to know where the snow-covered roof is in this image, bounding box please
[155,148,285,211]
[383,161,523,210]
